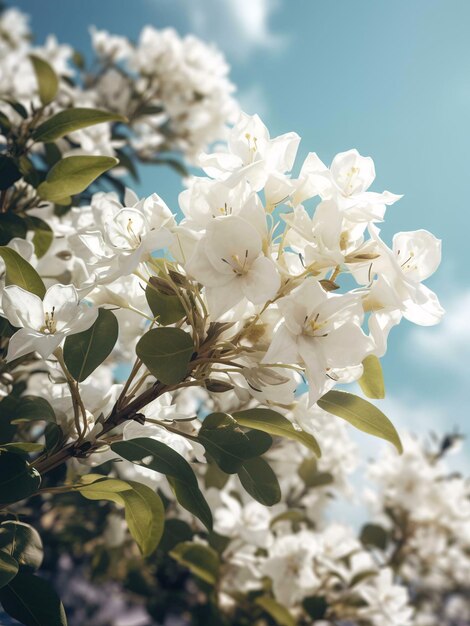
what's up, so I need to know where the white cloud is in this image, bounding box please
[151,0,285,60]
[409,290,470,368]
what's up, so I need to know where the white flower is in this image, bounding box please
[358,568,414,626]
[294,149,401,222]
[199,112,300,207]
[264,278,371,404]
[213,491,276,548]
[2,284,98,361]
[186,214,280,318]
[260,531,320,607]
[360,227,444,353]
[179,178,267,237]
[78,191,173,282]
[89,26,131,62]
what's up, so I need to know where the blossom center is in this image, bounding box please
[41,307,57,334]
[303,313,329,338]
[221,250,249,276]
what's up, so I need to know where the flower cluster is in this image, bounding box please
[0,7,456,626]
[0,6,236,164]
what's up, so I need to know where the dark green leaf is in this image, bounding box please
[33,108,127,143]
[0,213,27,245]
[237,457,281,506]
[358,355,385,399]
[2,100,27,119]
[43,143,62,167]
[0,551,18,590]
[170,542,219,585]
[199,412,272,474]
[44,423,63,454]
[37,155,119,204]
[233,408,321,457]
[5,396,56,425]
[0,111,11,134]
[136,327,194,385]
[0,155,21,191]
[145,283,185,325]
[0,572,67,626]
[360,524,389,550]
[111,438,212,531]
[29,55,59,106]
[0,452,41,505]
[18,156,40,187]
[317,390,403,454]
[302,596,327,620]
[158,519,193,553]
[0,521,43,572]
[0,246,46,297]
[63,308,118,382]
[0,315,15,339]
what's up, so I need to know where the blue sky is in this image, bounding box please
[12,0,470,456]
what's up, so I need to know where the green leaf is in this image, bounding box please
[37,155,119,204]
[360,523,389,550]
[2,100,27,119]
[0,551,18,590]
[198,412,272,474]
[29,55,59,106]
[0,572,67,626]
[233,408,321,457]
[0,213,27,245]
[302,596,328,620]
[0,246,46,297]
[145,283,186,325]
[32,108,127,143]
[23,216,54,258]
[0,155,22,190]
[0,521,43,572]
[77,476,164,556]
[317,390,403,454]
[18,156,40,187]
[63,308,118,382]
[170,542,219,585]
[237,457,281,506]
[44,423,63,454]
[270,509,307,528]
[43,142,62,167]
[0,442,44,454]
[358,355,385,399]
[204,462,229,490]
[111,438,213,531]
[158,519,193,553]
[255,597,295,626]
[0,452,41,505]
[4,395,56,425]
[136,327,194,385]
[298,457,333,488]
[0,111,11,134]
